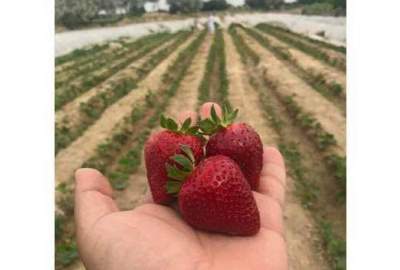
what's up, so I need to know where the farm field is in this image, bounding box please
[55,22,346,270]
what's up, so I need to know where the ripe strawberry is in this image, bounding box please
[144,115,204,204]
[199,104,263,190]
[166,146,260,236]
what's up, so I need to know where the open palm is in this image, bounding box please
[75,103,288,270]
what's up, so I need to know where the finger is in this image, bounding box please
[254,192,284,235]
[258,147,287,204]
[177,111,198,125]
[74,168,119,233]
[200,102,222,119]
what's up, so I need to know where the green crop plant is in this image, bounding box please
[228,24,260,65]
[55,31,186,111]
[257,23,346,54]
[55,32,193,155]
[280,143,319,209]
[282,95,337,150]
[55,43,110,66]
[320,220,346,270]
[198,30,218,105]
[241,26,345,110]
[215,28,230,106]
[256,24,346,71]
[55,240,79,268]
[326,154,346,201]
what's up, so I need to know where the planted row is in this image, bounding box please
[198,29,218,105]
[55,31,182,111]
[55,31,192,154]
[256,24,346,71]
[55,43,110,66]
[215,27,229,106]
[240,26,345,107]
[55,33,173,88]
[258,23,346,54]
[228,24,260,65]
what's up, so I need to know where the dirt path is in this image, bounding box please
[256,29,346,91]
[224,30,330,270]
[223,32,279,147]
[55,34,197,185]
[239,28,345,156]
[115,34,212,211]
[55,37,177,127]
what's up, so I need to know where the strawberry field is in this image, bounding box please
[55,23,346,270]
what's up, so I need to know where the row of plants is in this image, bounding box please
[198,28,218,106]
[214,28,230,106]
[256,23,346,71]
[55,31,207,269]
[228,25,260,66]
[55,43,110,66]
[319,220,347,270]
[239,26,345,109]
[55,31,182,111]
[228,29,346,269]
[281,95,337,150]
[232,25,346,198]
[259,23,346,54]
[55,31,192,154]
[55,33,173,88]
[55,36,127,75]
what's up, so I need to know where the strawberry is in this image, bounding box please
[166,146,260,236]
[144,115,204,204]
[199,104,263,190]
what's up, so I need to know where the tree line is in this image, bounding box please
[56,0,346,30]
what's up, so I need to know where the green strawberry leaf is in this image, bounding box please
[166,163,190,181]
[171,154,193,171]
[181,117,191,132]
[198,103,239,135]
[165,144,196,196]
[180,144,195,163]
[211,104,220,123]
[166,180,182,195]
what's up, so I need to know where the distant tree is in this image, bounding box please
[202,0,229,11]
[167,0,203,14]
[95,0,115,12]
[125,0,146,16]
[298,0,346,9]
[56,0,98,28]
[245,0,283,10]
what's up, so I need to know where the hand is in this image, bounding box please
[74,102,288,270]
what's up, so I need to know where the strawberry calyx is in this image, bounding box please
[166,144,195,196]
[198,104,238,135]
[160,114,203,138]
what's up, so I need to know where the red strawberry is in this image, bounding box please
[166,147,260,236]
[199,104,263,190]
[144,115,204,204]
